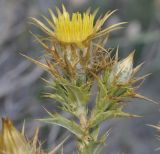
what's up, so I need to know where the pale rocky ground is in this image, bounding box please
[0,0,160,153]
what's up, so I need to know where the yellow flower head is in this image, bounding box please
[31,5,125,46]
[54,11,94,44]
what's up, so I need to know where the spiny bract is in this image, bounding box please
[0,118,65,154]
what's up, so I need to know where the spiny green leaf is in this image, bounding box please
[38,113,84,139]
[113,87,128,96]
[64,84,90,106]
[90,126,100,141]
[90,110,140,128]
[49,80,90,107]
[44,93,65,103]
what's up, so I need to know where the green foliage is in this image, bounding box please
[45,79,90,116]
[39,111,84,138]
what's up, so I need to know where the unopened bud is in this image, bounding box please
[108,52,134,84]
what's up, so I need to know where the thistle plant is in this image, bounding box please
[0,118,66,154]
[23,5,155,154]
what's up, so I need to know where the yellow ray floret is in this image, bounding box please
[55,12,94,43]
[31,5,125,45]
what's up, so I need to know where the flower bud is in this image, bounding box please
[108,52,134,84]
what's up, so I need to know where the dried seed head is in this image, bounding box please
[0,118,65,154]
[0,118,31,154]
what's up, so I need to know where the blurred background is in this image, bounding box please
[0,0,160,153]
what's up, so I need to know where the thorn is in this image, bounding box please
[134,93,158,105]
[146,124,160,130]
[115,45,119,62]
[22,120,26,136]
[133,62,144,75]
